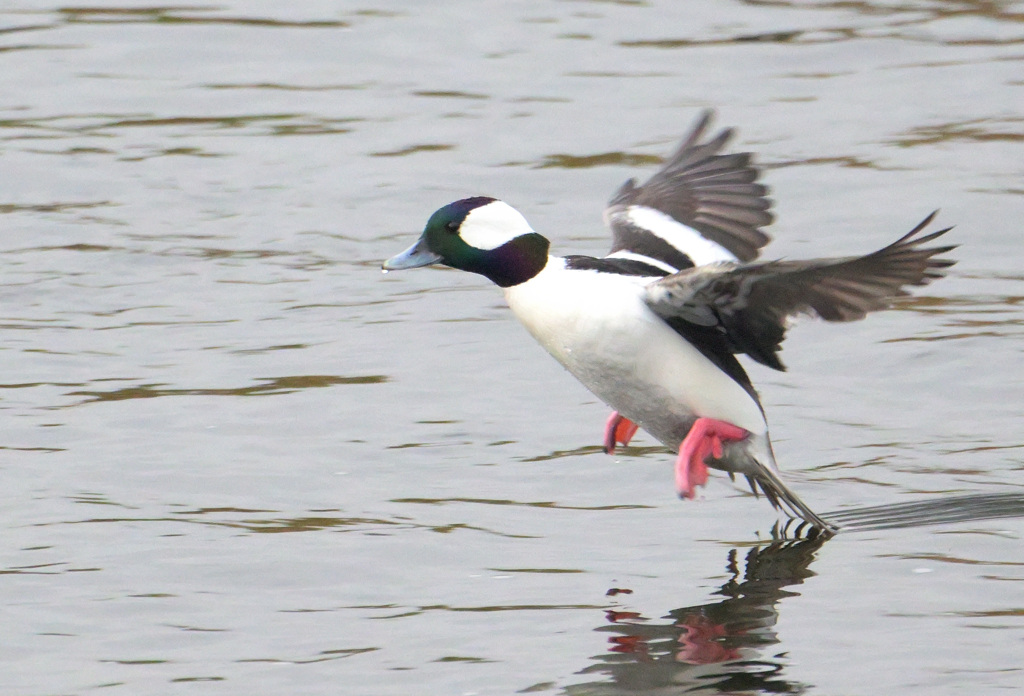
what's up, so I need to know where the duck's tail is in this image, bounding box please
[726,433,836,534]
[744,466,836,535]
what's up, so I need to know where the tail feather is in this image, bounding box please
[744,469,836,534]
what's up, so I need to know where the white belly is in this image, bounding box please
[503,261,767,448]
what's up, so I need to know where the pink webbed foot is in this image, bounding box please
[603,411,639,454]
[675,418,749,499]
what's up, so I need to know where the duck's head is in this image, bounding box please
[383,197,550,287]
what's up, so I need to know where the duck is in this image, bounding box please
[383,111,955,532]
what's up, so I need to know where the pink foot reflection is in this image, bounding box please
[676,614,742,664]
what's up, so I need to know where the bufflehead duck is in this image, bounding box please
[384,111,955,532]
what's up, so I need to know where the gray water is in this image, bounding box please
[2,1,1023,694]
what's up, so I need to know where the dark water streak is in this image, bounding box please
[63,374,388,405]
[827,492,1024,531]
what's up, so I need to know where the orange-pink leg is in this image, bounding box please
[603,411,639,454]
[675,418,749,499]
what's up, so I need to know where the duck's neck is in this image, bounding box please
[479,233,550,288]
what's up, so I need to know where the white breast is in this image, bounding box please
[503,258,767,447]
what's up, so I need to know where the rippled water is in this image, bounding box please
[2,2,1022,694]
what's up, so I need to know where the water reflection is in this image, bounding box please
[572,536,825,695]
[568,492,1024,694]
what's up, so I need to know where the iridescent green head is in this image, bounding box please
[384,197,549,287]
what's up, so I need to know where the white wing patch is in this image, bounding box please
[460,200,535,251]
[625,205,739,266]
[605,250,679,274]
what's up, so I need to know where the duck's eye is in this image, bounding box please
[445,221,459,234]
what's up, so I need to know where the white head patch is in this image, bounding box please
[459,200,534,251]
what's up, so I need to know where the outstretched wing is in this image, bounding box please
[644,212,957,370]
[603,110,773,274]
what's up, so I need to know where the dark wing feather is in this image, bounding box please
[645,212,957,370]
[605,110,773,267]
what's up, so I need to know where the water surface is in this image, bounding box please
[1,1,1022,694]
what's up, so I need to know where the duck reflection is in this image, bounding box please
[573,531,826,695]
[569,492,1024,694]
